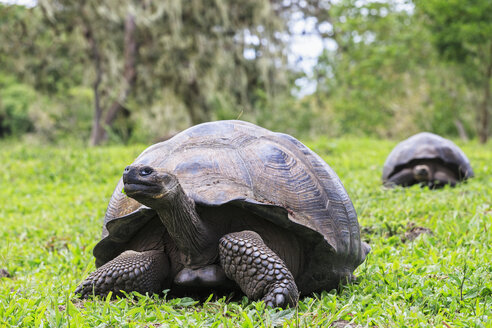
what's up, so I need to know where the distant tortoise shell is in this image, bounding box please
[382,132,474,182]
[93,120,367,290]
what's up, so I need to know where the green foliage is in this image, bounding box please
[1,1,491,143]
[0,3,93,142]
[415,0,492,69]
[313,1,422,137]
[34,0,298,144]
[415,0,492,142]
[421,68,475,137]
[0,137,490,326]
[27,86,94,143]
[0,73,94,142]
[0,79,36,137]
[0,4,84,94]
[312,0,481,140]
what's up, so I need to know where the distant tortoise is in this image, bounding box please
[382,132,473,188]
[75,120,370,308]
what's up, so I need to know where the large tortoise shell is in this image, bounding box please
[94,120,367,277]
[382,132,473,182]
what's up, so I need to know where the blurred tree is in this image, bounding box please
[6,0,486,143]
[415,0,492,143]
[0,81,36,137]
[310,0,477,140]
[37,0,142,145]
[312,1,426,136]
[0,4,85,94]
[0,4,89,139]
[36,0,304,145]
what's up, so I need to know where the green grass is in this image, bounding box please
[0,137,490,327]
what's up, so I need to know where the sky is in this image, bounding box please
[1,0,35,7]
[288,13,336,96]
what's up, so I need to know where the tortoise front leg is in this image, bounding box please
[75,250,170,298]
[219,231,299,308]
[385,168,416,187]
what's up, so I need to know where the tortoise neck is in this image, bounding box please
[155,185,213,266]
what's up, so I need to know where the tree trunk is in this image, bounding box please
[183,78,210,125]
[89,14,137,146]
[89,70,104,146]
[454,119,469,142]
[81,17,105,146]
[102,14,137,134]
[479,53,491,143]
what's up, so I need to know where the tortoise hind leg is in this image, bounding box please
[75,250,170,298]
[431,168,459,188]
[219,231,299,308]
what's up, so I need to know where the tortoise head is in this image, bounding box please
[123,164,180,207]
[412,164,432,182]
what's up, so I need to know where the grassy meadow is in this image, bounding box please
[0,137,491,327]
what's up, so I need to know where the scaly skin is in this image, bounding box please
[75,250,170,298]
[219,230,299,308]
[386,168,415,187]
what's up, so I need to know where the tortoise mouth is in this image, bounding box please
[123,172,162,196]
[123,182,162,197]
[414,172,429,181]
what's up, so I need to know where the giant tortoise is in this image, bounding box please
[75,120,370,308]
[382,132,473,188]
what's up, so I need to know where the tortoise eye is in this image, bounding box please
[139,167,154,176]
